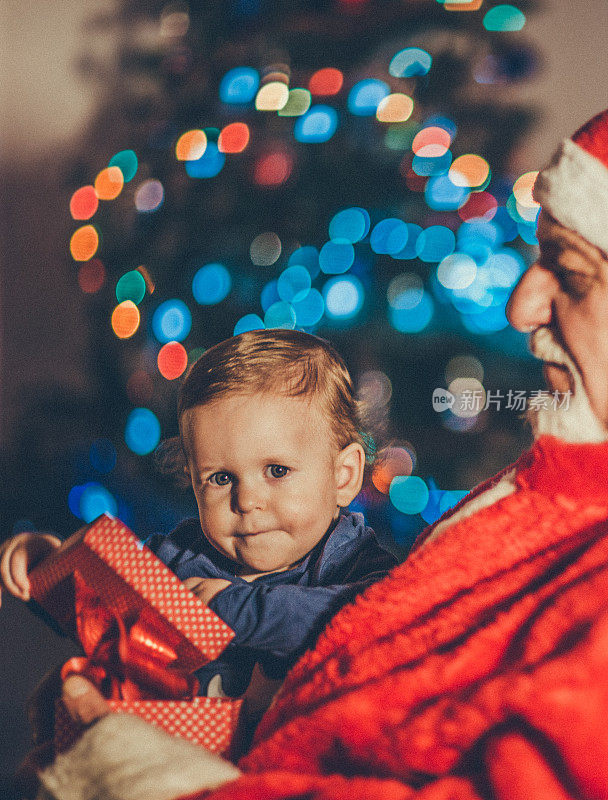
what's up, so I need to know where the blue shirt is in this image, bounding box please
[146,511,398,696]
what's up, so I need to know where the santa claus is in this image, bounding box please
[27,108,608,800]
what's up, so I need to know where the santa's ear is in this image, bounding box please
[334,442,365,507]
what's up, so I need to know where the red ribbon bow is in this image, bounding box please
[61,572,200,700]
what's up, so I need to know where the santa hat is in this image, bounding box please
[533,108,608,254]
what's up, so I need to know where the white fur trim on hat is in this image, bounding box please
[533,137,608,255]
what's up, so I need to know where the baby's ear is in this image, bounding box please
[334,442,365,507]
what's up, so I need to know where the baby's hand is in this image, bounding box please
[0,532,61,605]
[183,577,231,605]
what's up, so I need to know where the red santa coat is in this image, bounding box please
[192,435,608,799]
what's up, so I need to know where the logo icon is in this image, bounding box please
[432,388,455,412]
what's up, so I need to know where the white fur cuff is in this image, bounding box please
[533,138,608,255]
[37,714,241,800]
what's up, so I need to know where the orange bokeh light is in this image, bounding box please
[70,225,99,261]
[78,259,106,293]
[309,68,344,96]
[218,122,250,154]
[70,186,99,220]
[513,170,540,208]
[412,127,452,157]
[157,341,188,380]
[449,154,490,189]
[111,301,140,339]
[175,129,207,161]
[372,447,414,495]
[95,166,124,200]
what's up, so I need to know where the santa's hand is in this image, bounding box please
[0,532,61,605]
[38,676,241,800]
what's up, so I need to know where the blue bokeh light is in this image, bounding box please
[192,263,231,305]
[319,240,355,274]
[389,475,429,514]
[292,288,325,327]
[277,265,311,303]
[233,313,265,335]
[185,142,225,178]
[125,408,161,456]
[219,67,260,104]
[389,48,432,78]
[89,438,117,474]
[328,207,370,243]
[264,301,297,329]
[425,175,469,211]
[288,246,320,279]
[416,226,456,262]
[78,483,118,523]
[260,279,280,312]
[412,151,453,177]
[323,275,365,320]
[389,291,434,332]
[152,299,192,343]
[347,79,390,116]
[370,218,409,255]
[393,223,423,260]
[294,106,338,143]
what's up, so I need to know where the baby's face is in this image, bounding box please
[181,391,350,577]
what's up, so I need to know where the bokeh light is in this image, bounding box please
[483,4,526,31]
[387,273,424,310]
[319,240,355,273]
[264,301,297,329]
[78,259,106,293]
[70,186,98,220]
[288,246,320,278]
[448,377,486,418]
[358,370,393,407]
[175,130,208,160]
[458,191,498,221]
[370,218,409,255]
[152,299,192,343]
[376,94,414,123]
[108,150,138,182]
[372,447,413,494]
[277,265,311,303]
[292,288,325,327]
[89,439,117,474]
[250,232,282,266]
[184,143,225,178]
[512,170,540,209]
[323,275,364,319]
[255,82,289,111]
[116,270,146,305]
[416,225,456,262]
[157,341,188,380]
[192,262,231,304]
[348,79,390,116]
[412,126,452,157]
[449,154,491,189]
[425,175,469,211]
[389,47,432,78]
[254,152,293,186]
[125,408,161,455]
[294,106,338,143]
[234,314,265,335]
[412,150,453,176]
[437,253,478,290]
[393,223,422,259]
[70,225,99,261]
[219,67,260,104]
[329,207,370,243]
[70,482,118,523]
[111,301,140,339]
[95,166,124,200]
[389,290,433,332]
[277,89,311,117]
[218,122,250,153]
[135,179,164,211]
[445,354,484,385]
[389,475,429,514]
[309,68,343,95]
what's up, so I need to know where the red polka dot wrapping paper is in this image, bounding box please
[28,513,235,669]
[54,695,244,757]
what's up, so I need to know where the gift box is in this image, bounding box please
[28,513,243,756]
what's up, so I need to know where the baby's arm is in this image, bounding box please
[0,532,61,605]
[183,576,231,605]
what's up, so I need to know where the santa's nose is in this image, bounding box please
[506,263,558,332]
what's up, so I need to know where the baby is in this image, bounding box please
[0,329,397,701]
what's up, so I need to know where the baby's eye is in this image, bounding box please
[208,472,232,486]
[267,464,289,479]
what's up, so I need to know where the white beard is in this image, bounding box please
[526,327,608,443]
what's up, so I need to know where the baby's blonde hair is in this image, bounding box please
[159,329,375,484]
